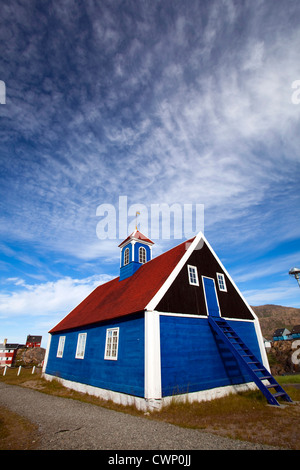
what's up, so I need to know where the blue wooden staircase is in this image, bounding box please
[208,316,293,406]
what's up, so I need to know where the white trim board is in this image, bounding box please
[145,232,204,312]
[144,310,161,399]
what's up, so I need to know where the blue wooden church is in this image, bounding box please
[43,230,292,409]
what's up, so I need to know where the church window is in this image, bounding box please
[188,265,199,286]
[75,333,87,359]
[217,273,227,292]
[139,246,146,264]
[57,336,65,358]
[124,247,129,265]
[104,328,119,360]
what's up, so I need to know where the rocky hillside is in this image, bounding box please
[251,304,300,376]
[252,304,300,340]
[268,340,300,376]
[14,347,45,367]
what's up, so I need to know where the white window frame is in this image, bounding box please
[217,272,227,292]
[187,265,199,286]
[57,336,66,358]
[124,247,130,266]
[139,246,146,264]
[75,333,87,359]
[104,327,119,360]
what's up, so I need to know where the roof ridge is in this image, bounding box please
[49,236,197,333]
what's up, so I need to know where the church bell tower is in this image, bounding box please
[118,229,154,281]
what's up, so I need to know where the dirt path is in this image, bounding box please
[0,382,280,450]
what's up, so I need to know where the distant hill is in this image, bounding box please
[252,304,300,340]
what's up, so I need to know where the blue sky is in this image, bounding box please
[0,0,300,347]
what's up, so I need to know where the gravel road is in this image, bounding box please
[0,382,279,450]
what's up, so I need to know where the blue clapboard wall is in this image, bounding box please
[160,315,262,397]
[45,313,145,397]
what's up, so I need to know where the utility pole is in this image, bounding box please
[289,267,300,288]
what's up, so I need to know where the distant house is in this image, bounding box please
[273,328,293,341]
[263,338,272,352]
[291,325,300,340]
[26,335,42,348]
[0,340,19,367]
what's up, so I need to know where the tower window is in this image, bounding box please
[139,246,146,264]
[124,247,130,265]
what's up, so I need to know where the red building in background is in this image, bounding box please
[26,335,42,348]
[0,335,42,368]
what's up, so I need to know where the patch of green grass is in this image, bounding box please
[0,368,144,417]
[0,366,42,385]
[275,373,300,384]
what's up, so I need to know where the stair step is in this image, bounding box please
[273,392,287,398]
[266,383,280,389]
[208,316,293,407]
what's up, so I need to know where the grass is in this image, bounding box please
[0,367,143,415]
[151,387,300,449]
[276,374,300,384]
[0,405,40,450]
[1,367,300,449]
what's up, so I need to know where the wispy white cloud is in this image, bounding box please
[232,251,300,284]
[0,274,113,319]
[2,1,299,237]
[0,273,112,345]
[0,0,299,339]
[243,284,299,307]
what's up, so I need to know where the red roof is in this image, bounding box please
[50,238,192,334]
[118,229,154,248]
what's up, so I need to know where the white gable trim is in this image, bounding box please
[145,231,269,371]
[200,235,269,368]
[201,235,257,319]
[146,230,259,323]
[145,232,204,312]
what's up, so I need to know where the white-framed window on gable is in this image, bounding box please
[124,247,130,266]
[104,328,119,360]
[57,336,66,358]
[139,246,146,264]
[217,273,227,292]
[187,265,199,286]
[75,332,87,359]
